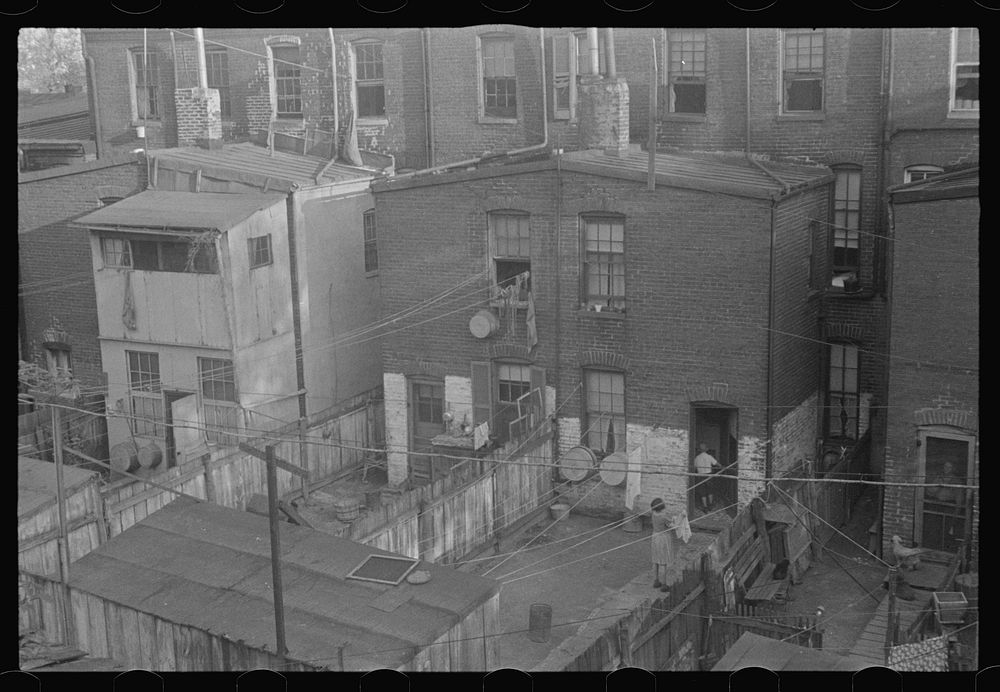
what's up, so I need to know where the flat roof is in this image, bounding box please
[149,141,376,191]
[890,165,979,204]
[374,149,832,200]
[67,498,499,670]
[74,190,288,233]
[712,632,860,671]
[18,457,99,520]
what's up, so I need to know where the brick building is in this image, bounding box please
[372,145,833,519]
[882,167,978,567]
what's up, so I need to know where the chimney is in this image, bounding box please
[174,29,223,150]
[576,28,630,158]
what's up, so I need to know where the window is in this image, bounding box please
[206,47,232,119]
[951,28,979,113]
[199,357,239,446]
[354,42,385,119]
[490,212,530,299]
[248,235,272,269]
[272,46,302,118]
[481,35,517,119]
[904,165,945,184]
[99,235,218,274]
[127,350,163,437]
[826,344,858,441]
[582,215,625,311]
[44,345,72,379]
[584,369,625,456]
[131,49,160,120]
[831,167,861,286]
[98,196,123,208]
[363,209,378,273]
[575,30,607,77]
[666,29,706,114]
[782,29,824,113]
[495,363,532,443]
[552,31,607,119]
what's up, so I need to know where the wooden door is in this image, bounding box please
[409,378,444,483]
[167,392,201,467]
[918,431,974,553]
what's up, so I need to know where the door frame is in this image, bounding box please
[163,389,196,468]
[914,427,976,551]
[689,402,739,516]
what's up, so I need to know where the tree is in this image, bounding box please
[17,28,85,93]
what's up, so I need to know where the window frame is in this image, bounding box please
[950,28,980,115]
[780,28,825,114]
[582,368,626,458]
[353,40,386,122]
[98,233,219,274]
[271,44,303,120]
[44,345,72,379]
[205,46,232,119]
[489,211,531,301]
[248,235,273,269]
[904,165,945,184]
[129,48,161,122]
[198,356,239,446]
[825,343,860,441]
[581,214,626,312]
[914,428,976,553]
[830,166,862,287]
[665,29,707,115]
[552,30,608,121]
[363,209,379,274]
[126,350,163,438]
[478,33,519,122]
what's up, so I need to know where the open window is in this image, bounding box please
[950,28,979,114]
[665,29,706,115]
[825,343,859,441]
[904,165,944,184]
[552,30,608,120]
[353,41,386,120]
[489,211,530,302]
[781,29,824,113]
[830,166,861,290]
[100,234,219,274]
[583,369,625,458]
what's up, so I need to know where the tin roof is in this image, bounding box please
[74,190,288,233]
[18,457,99,520]
[17,92,90,127]
[149,141,376,192]
[67,498,499,670]
[712,632,862,671]
[889,165,979,204]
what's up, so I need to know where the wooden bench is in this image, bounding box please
[732,535,789,607]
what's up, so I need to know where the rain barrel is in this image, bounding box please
[599,451,628,486]
[137,441,163,469]
[110,442,140,473]
[559,446,596,481]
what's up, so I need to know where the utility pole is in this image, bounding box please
[884,565,897,664]
[50,402,74,645]
[238,441,309,662]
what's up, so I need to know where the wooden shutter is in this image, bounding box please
[530,366,547,417]
[471,361,492,427]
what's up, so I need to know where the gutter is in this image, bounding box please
[422,28,434,168]
[389,27,550,181]
[329,29,339,148]
[82,37,103,160]
[765,199,776,481]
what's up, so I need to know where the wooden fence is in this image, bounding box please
[350,430,554,564]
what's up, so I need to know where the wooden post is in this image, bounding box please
[618,620,631,668]
[298,418,310,503]
[884,565,897,664]
[51,404,74,645]
[265,445,288,659]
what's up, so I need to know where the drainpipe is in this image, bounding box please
[587,27,600,76]
[605,28,617,79]
[390,27,549,180]
[329,29,339,155]
[82,33,103,160]
[422,28,434,168]
[765,198,776,481]
[554,149,563,477]
[194,28,208,90]
[286,193,309,424]
[745,28,751,157]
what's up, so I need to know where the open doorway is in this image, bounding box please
[164,390,196,468]
[690,403,739,518]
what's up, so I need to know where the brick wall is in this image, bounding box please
[882,194,978,557]
[18,158,147,392]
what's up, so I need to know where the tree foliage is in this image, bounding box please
[18,28,85,93]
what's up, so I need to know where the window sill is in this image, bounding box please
[661,113,707,123]
[946,111,979,120]
[824,287,875,300]
[273,118,305,128]
[578,307,626,320]
[776,112,826,121]
[130,119,162,128]
[366,270,380,278]
[357,118,389,127]
[479,116,520,125]
[490,299,528,309]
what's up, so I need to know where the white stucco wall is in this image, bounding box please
[383,372,409,486]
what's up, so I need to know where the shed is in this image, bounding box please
[18,456,105,576]
[712,632,861,671]
[60,497,500,671]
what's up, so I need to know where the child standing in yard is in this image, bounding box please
[650,498,673,593]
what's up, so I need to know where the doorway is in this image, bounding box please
[408,377,445,484]
[917,431,975,553]
[164,390,196,468]
[690,404,739,517]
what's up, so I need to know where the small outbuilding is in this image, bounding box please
[60,497,500,671]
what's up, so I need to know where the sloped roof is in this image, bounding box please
[67,498,499,670]
[17,92,90,126]
[889,165,979,204]
[149,141,376,192]
[18,457,99,519]
[74,190,288,233]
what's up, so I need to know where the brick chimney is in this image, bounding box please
[577,75,631,158]
[175,86,223,149]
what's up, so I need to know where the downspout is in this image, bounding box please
[745,28,751,157]
[422,28,434,167]
[194,29,208,90]
[554,148,563,482]
[286,192,309,424]
[391,27,548,180]
[765,197,777,481]
[82,34,103,160]
[328,29,339,155]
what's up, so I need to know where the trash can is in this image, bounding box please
[528,603,552,643]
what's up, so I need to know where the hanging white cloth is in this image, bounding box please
[676,513,692,544]
[624,442,643,510]
[122,270,137,330]
[473,421,490,450]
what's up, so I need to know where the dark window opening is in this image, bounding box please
[783,29,824,113]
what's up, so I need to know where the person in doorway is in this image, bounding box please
[650,498,674,593]
[694,442,721,512]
